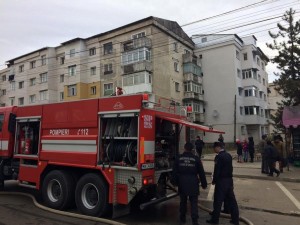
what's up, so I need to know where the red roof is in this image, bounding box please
[283,106,300,128]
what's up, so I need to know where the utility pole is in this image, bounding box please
[234,94,236,143]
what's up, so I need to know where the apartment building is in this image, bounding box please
[192,34,270,143]
[0,17,204,125]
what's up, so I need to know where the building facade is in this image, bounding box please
[192,34,270,143]
[0,17,205,126]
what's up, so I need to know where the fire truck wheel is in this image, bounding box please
[42,170,75,210]
[75,173,109,217]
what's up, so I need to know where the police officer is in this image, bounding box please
[207,142,239,225]
[172,142,207,225]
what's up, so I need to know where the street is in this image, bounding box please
[1,157,300,225]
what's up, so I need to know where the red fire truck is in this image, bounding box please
[0,94,224,217]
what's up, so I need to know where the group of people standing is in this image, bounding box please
[236,137,255,163]
[172,138,239,225]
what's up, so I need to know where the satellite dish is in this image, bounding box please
[213,110,219,117]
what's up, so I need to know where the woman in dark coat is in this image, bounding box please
[248,137,255,163]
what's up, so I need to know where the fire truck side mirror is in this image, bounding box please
[8,113,16,133]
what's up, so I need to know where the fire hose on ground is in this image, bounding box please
[0,190,254,225]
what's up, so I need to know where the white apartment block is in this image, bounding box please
[0,17,204,126]
[192,34,270,144]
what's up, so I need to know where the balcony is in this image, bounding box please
[122,61,152,75]
[183,53,200,65]
[187,112,204,123]
[183,92,204,101]
[122,71,152,94]
[122,37,152,52]
[183,63,202,76]
[184,73,202,84]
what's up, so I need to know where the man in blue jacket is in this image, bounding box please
[172,142,207,225]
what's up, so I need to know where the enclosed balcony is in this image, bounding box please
[183,52,200,65]
[122,71,152,94]
[183,63,202,76]
[122,61,152,75]
[122,37,152,52]
[184,73,202,84]
[183,92,204,101]
[187,112,204,123]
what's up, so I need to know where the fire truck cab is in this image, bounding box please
[0,94,224,217]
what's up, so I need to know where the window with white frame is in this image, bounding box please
[30,60,36,69]
[29,78,36,86]
[237,69,241,78]
[104,83,113,96]
[29,94,36,103]
[132,32,145,39]
[240,106,243,115]
[263,78,265,86]
[70,49,75,58]
[236,50,240,60]
[123,72,151,86]
[238,87,243,96]
[60,74,64,83]
[173,42,178,52]
[59,92,64,101]
[242,69,252,79]
[9,97,15,106]
[19,65,24,72]
[1,89,6,96]
[41,55,47,65]
[19,81,24,89]
[60,56,65,65]
[244,86,258,97]
[103,42,113,55]
[262,62,265,70]
[257,57,260,66]
[175,82,180,92]
[40,72,48,83]
[90,66,96,76]
[121,48,151,65]
[244,106,260,115]
[91,86,96,95]
[18,97,24,105]
[68,65,76,76]
[258,74,261,83]
[68,85,77,96]
[104,64,113,74]
[174,62,179,72]
[89,47,96,56]
[264,94,266,101]
[260,109,264,117]
[10,81,15,91]
[243,53,248,60]
[184,82,202,94]
[40,90,48,100]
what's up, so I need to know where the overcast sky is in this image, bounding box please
[0,0,299,82]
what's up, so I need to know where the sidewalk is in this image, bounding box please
[202,152,300,183]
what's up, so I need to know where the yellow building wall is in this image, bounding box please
[64,82,101,101]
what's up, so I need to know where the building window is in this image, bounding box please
[242,69,252,79]
[67,85,77,96]
[257,57,260,66]
[19,65,24,72]
[244,106,260,115]
[18,81,24,89]
[262,62,265,70]
[40,90,48,100]
[90,66,96,76]
[174,62,179,72]
[70,49,75,58]
[1,89,6,96]
[29,78,36,86]
[104,83,113,96]
[91,86,97,95]
[121,48,151,65]
[9,97,15,106]
[240,106,243,115]
[89,47,96,56]
[10,81,15,91]
[173,42,178,52]
[260,109,264,117]
[236,50,240,60]
[175,82,180,92]
[18,97,24,106]
[241,126,246,135]
[29,95,36,103]
[237,69,241,78]
[244,87,258,97]
[264,94,266,101]
[201,37,207,43]
[238,87,243,96]
[263,78,265,86]
[258,74,261,83]
[103,42,113,55]
[123,72,151,86]
[259,91,263,99]
[243,53,248,60]
[30,60,36,69]
[68,65,76,76]
[60,74,64,83]
[132,32,145,39]
[59,92,64,101]
[40,72,48,83]
[2,75,6,81]
[41,55,47,65]
[184,82,202,93]
[104,64,113,75]
[60,56,65,65]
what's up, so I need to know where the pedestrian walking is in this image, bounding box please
[236,139,243,163]
[172,142,207,225]
[195,136,205,158]
[206,142,240,225]
[248,137,255,163]
[265,141,280,177]
[242,139,249,162]
[259,134,269,174]
[272,135,285,173]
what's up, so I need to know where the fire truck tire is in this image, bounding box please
[42,170,75,210]
[75,173,109,217]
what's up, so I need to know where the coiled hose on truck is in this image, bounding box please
[0,191,253,225]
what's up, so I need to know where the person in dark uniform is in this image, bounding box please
[195,136,205,158]
[265,140,280,177]
[207,142,239,225]
[172,142,207,225]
